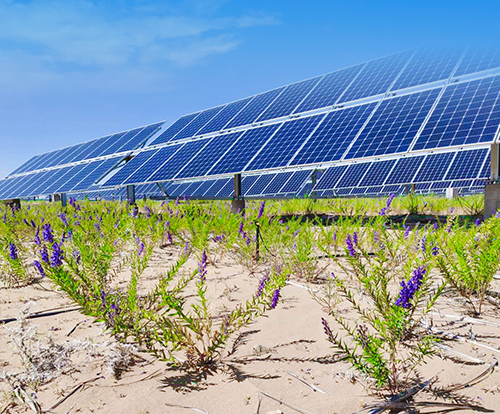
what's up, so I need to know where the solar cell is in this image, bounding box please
[0,176,28,199]
[335,163,370,188]
[290,103,377,166]
[246,115,324,171]
[340,51,412,103]
[262,171,294,194]
[257,77,322,121]
[296,65,364,113]
[204,178,229,197]
[391,48,463,90]
[241,175,260,194]
[246,174,277,196]
[413,76,500,150]
[225,87,285,129]
[208,124,280,175]
[479,154,491,178]
[57,162,106,193]
[197,98,253,135]
[191,179,217,197]
[345,89,441,159]
[147,140,210,183]
[171,106,225,141]
[414,152,456,182]
[359,159,397,186]
[454,47,500,77]
[175,132,244,179]
[150,113,202,145]
[14,171,52,198]
[385,156,425,184]
[314,165,348,190]
[445,148,488,180]
[279,170,312,193]
[24,169,62,197]
[215,178,235,198]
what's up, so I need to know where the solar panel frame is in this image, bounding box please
[444,148,489,180]
[413,152,456,183]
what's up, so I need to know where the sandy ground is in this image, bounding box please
[1,244,500,414]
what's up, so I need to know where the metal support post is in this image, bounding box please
[127,185,136,205]
[231,173,245,215]
[60,193,67,207]
[485,143,500,218]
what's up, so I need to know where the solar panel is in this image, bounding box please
[175,132,244,179]
[339,51,412,103]
[279,170,312,193]
[191,179,217,197]
[216,178,235,198]
[241,175,260,194]
[296,65,364,113]
[414,152,456,182]
[345,88,441,159]
[454,47,500,77]
[335,163,370,188]
[444,148,488,180]
[246,115,324,171]
[225,87,285,129]
[207,124,280,175]
[358,159,397,186]
[262,171,294,194]
[171,106,225,141]
[245,174,277,196]
[150,113,202,145]
[391,48,463,90]
[70,158,121,192]
[147,139,210,183]
[104,149,159,186]
[479,154,491,178]
[384,156,425,184]
[8,155,40,176]
[197,98,253,135]
[122,146,182,185]
[290,102,377,166]
[257,77,322,121]
[413,76,500,150]
[37,166,76,195]
[204,178,229,197]
[314,165,349,190]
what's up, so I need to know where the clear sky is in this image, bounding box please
[1,0,499,178]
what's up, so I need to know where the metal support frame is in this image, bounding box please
[127,185,136,205]
[3,199,21,211]
[60,193,67,207]
[230,173,245,214]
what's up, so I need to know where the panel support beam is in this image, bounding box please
[231,173,245,215]
[60,193,67,207]
[2,198,21,211]
[127,185,136,205]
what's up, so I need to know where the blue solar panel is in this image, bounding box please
[150,113,202,145]
[8,155,40,176]
[123,146,182,185]
[148,140,210,182]
[241,175,260,194]
[246,115,324,171]
[257,77,322,122]
[359,159,397,186]
[385,156,425,184]
[97,128,143,157]
[24,169,62,197]
[414,152,456,182]
[0,176,28,199]
[171,182,192,197]
[340,51,412,103]
[37,166,76,195]
[204,178,229,197]
[216,178,235,198]
[314,166,349,190]
[413,77,500,150]
[57,163,103,193]
[183,181,204,196]
[71,158,121,192]
[345,89,441,159]
[296,65,364,113]
[86,133,127,160]
[454,47,500,77]
[197,98,252,135]
[290,103,377,166]
[171,106,225,141]
[175,132,244,179]
[383,184,404,194]
[445,148,488,180]
[262,171,294,194]
[431,181,451,190]
[391,48,463,91]
[12,171,51,198]
[245,174,277,196]
[225,88,285,129]
[191,179,216,197]
[279,170,312,193]
[104,149,159,186]
[479,153,491,178]
[336,163,370,188]
[116,123,164,153]
[298,182,313,196]
[207,124,280,175]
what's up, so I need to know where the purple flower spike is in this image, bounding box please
[138,242,145,257]
[431,245,439,256]
[50,242,64,268]
[42,224,54,243]
[321,318,335,342]
[257,201,265,219]
[421,236,426,253]
[257,272,270,297]
[58,213,68,227]
[34,228,41,246]
[271,289,280,309]
[198,249,208,282]
[33,260,45,277]
[345,234,356,257]
[352,232,358,245]
[238,221,244,235]
[40,246,49,264]
[9,243,18,261]
[184,242,189,256]
[475,218,481,226]
[395,266,426,309]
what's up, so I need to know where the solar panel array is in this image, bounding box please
[4,46,500,202]
[1,122,164,199]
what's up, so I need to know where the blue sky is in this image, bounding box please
[1,0,499,178]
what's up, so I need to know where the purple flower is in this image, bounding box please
[58,213,68,227]
[257,272,270,297]
[395,266,427,309]
[352,232,358,245]
[23,218,30,227]
[257,201,265,219]
[238,221,244,235]
[357,324,369,348]
[40,246,49,264]
[271,289,280,309]
[449,207,454,214]
[50,242,64,268]
[198,249,207,282]
[9,243,18,261]
[132,205,139,218]
[42,224,54,243]
[94,222,101,232]
[421,236,426,253]
[34,228,42,246]
[245,237,251,246]
[73,249,81,264]
[333,231,337,241]
[475,218,481,226]
[145,206,152,218]
[167,232,173,245]
[321,318,335,342]
[115,219,120,228]
[184,242,189,256]
[345,234,356,257]
[433,222,439,231]
[33,260,45,277]
[373,231,379,245]
[431,245,439,256]
[138,242,145,257]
